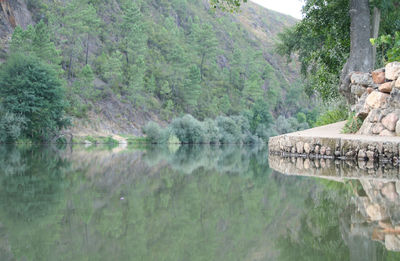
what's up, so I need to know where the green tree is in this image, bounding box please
[191,22,218,81]
[0,53,68,141]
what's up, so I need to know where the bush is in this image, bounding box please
[342,114,363,134]
[0,111,26,143]
[216,116,242,144]
[143,121,169,144]
[314,107,348,127]
[0,53,68,141]
[170,115,206,144]
[203,119,220,144]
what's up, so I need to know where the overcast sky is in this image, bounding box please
[250,0,303,19]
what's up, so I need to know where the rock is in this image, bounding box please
[320,146,326,155]
[381,113,399,131]
[372,123,385,134]
[381,182,398,202]
[296,141,304,154]
[367,87,374,94]
[380,129,396,136]
[385,62,400,80]
[366,150,375,161]
[372,69,386,84]
[396,121,400,136]
[358,149,366,159]
[366,91,389,109]
[368,109,382,123]
[351,84,366,97]
[366,203,387,221]
[396,77,400,88]
[357,121,374,135]
[378,81,393,93]
[304,143,311,154]
[314,145,320,154]
[326,147,331,156]
[351,72,373,86]
[345,150,355,158]
[385,235,400,251]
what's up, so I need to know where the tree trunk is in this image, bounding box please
[339,0,373,103]
[371,7,381,67]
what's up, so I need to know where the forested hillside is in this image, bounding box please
[0,0,316,138]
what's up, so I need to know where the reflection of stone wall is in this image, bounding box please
[269,155,400,180]
[270,154,400,251]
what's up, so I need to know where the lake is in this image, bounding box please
[0,144,399,260]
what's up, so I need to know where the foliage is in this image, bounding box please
[371,31,400,63]
[342,113,363,134]
[143,121,170,144]
[170,115,206,144]
[0,110,26,143]
[276,0,400,101]
[314,106,348,127]
[0,53,68,141]
[6,0,316,132]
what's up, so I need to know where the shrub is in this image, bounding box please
[342,114,363,134]
[216,116,242,144]
[170,115,206,144]
[0,111,26,143]
[0,53,68,141]
[143,121,169,144]
[203,119,220,144]
[314,107,348,127]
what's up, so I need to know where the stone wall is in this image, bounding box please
[351,61,400,136]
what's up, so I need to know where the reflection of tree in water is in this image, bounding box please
[143,144,271,178]
[0,146,69,221]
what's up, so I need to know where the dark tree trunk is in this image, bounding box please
[339,0,373,103]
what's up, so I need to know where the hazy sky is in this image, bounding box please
[250,0,303,19]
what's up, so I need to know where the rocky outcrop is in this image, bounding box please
[0,0,33,58]
[350,61,400,136]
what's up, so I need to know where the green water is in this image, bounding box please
[0,145,398,261]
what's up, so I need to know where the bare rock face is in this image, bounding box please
[365,91,389,109]
[396,120,400,136]
[385,62,400,80]
[381,113,399,131]
[379,81,393,93]
[372,69,386,84]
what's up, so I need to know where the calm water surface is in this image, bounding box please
[0,145,399,260]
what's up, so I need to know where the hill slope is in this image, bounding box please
[0,0,309,136]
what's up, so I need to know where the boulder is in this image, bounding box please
[385,62,400,80]
[351,72,373,86]
[379,129,396,136]
[351,84,366,97]
[396,77,400,88]
[396,120,400,136]
[372,69,386,84]
[381,113,399,131]
[378,81,393,93]
[367,87,374,94]
[296,141,304,154]
[365,91,389,109]
[372,123,385,134]
[381,182,398,202]
[304,143,311,154]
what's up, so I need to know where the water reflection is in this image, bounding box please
[270,154,400,260]
[0,145,399,260]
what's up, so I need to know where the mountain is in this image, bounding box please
[0,0,309,136]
